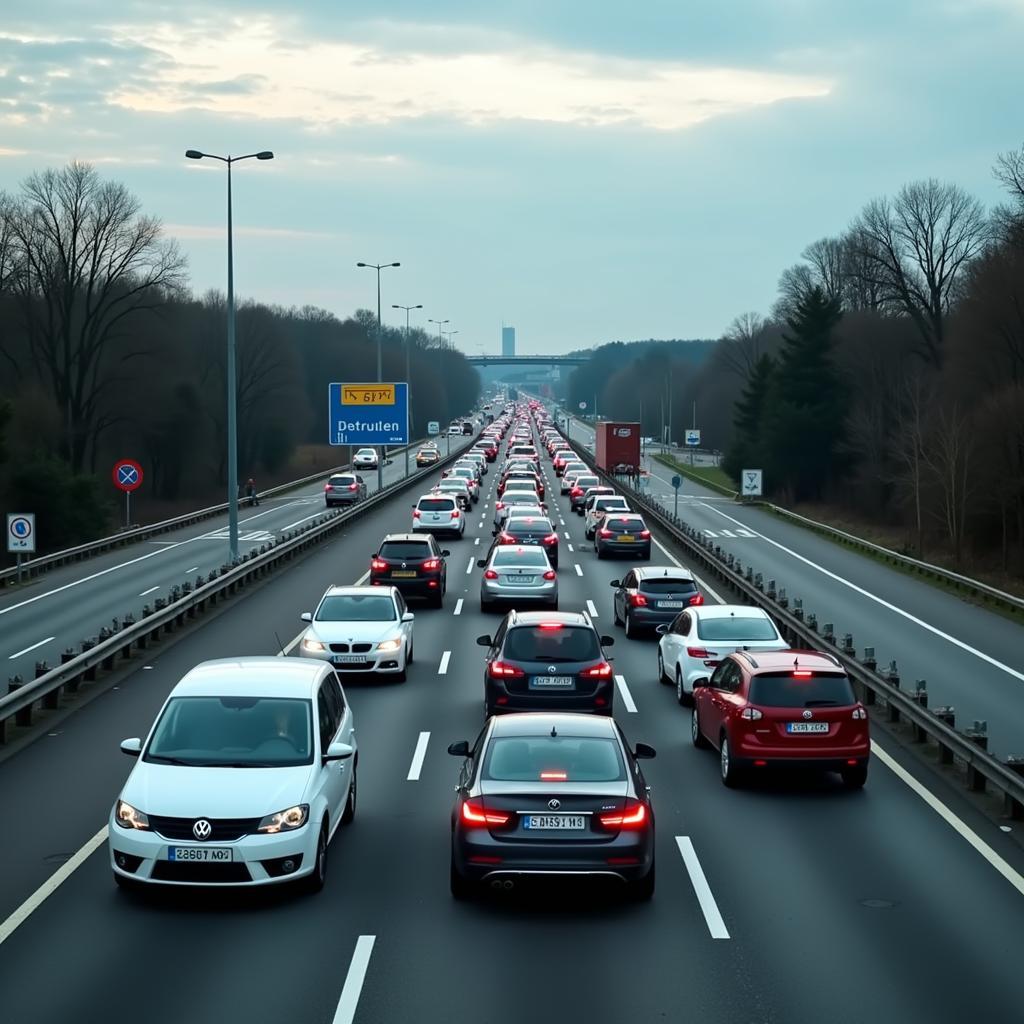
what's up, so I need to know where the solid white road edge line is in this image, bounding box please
[676,836,730,939]
[138,586,160,597]
[614,674,637,713]
[332,935,376,1024]
[574,564,583,577]
[650,537,725,605]
[586,599,598,617]
[701,503,1024,684]
[8,636,56,660]
[439,651,451,674]
[407,732,430,781]
[872,741,1024,897]
[278,570,370,656]
[0,826,108,947]
[454,598,464,616]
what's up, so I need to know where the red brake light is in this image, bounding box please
[349,483,359,491]
[496,501,505,510]
[371,558,387,571]
[599,801,647,829]
[571,487,582,497]
[540,770,567,781]
[542,569,556,580]
[639,529,651,539]
[688,593,704,606]
[628,592,647,608]
[582,661,612,678]
[412,509,421,518]
[451,509,460,519]
[793,670,813,678]
[324,483,331,491]
[484,569,499,580]
[461,801,511,827]
[422,559,440,571]
[543,533,558,545]
[489,660,524,678]
[598,528,613,538]
[687,647,711,659]
[537,622,563,630]
[498,532,513,543]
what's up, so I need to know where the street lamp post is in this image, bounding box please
[185,147,273,563]
[428,318,449,444]
[392,303,422,478]
[357,261,400,491]
[441,331,459,454]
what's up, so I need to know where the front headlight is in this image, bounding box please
[302,637,326,652]
[115,799,150,830]
[257,804,309,834]
[376,636,403,652]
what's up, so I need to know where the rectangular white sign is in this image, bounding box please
[685,429,701,446]
[7,513,36,553]
[741,469,763,497]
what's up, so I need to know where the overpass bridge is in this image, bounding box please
[466,354,587,367]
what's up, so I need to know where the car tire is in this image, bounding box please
[841,763,868,789]
[480,598,492,613]
[432,590,444,608]
[691,704,710,748]
[547,599,559,610]
[640,546,651,561]
[395,653,408,683]
[719,734,742,788]
[302,821,329,893]
[450,856,474,901]
[341,764,357,824]
[624,611,637,638]
[613,602,622,626]
[596,545,604,559]
[676,667,692,706]
[626,860,655,902]
[657,650,669,685]
[407,640,414,665]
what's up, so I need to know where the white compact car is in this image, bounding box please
[656,604,786,704]
[413,493,466,537]
[299,585,414,680]
[109,657,356,891]
[353,447,379,469]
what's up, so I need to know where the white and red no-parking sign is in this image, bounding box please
[112,459,144,492]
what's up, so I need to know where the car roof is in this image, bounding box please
[508,610,589,627]
[417,493,457,502]
[737,649,842,672]
[322,584,397,597]
[490,712,617,738]
[381,533,432,543]
[329,471,356,479]
[634,564,693,579]
[691,603,770,618]
[173,657,327,698]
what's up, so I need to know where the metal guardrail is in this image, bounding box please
[0,436,434,588]
[562,431,1024,820]
[0,435,474,743]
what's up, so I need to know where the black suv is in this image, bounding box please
[371,533,449,606]
[610,566,703,638]
[476,611,615,716]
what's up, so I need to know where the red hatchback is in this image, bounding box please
[690,650,869,788]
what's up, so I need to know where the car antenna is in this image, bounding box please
[550,725,558,737]
[274,631,287,657]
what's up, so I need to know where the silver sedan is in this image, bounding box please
[478,545,558,612]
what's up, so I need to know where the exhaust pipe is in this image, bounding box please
[502,879,515,890]
[490,880,503,890]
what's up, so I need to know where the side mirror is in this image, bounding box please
[300,612,312,623]
[441,549,451,557]
[475,634,493,647]
[634,742,657,760]
[120,737,142,757]
[692,676,710,689]
[600,635,615,647]
[477,559,487,568]
[655,623,670,635]
[324,741,354,761]
[447,740,470,757]
[491,529,498,536]
[609,579,621,588]
[402,611,415,623]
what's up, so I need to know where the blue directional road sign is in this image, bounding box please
[328,382,409,446]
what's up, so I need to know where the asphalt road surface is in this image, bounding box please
[0,423,1022,1024]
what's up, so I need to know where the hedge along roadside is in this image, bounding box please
[559,427,1024,821]
[0,434,440,588]
[0,433,475,744]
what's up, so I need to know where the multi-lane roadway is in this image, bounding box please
[0,414,1022,1023]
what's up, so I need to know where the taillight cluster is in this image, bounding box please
[489,660,524,679]
[370,558,387,571]
[628,592,647,608]
[422,559,440,571]
[689,593,704,606]
[598,800,647,830]
[461,801,511,827]
[582,661,613,679]
[483,569,499,580]
[542,533,558,545]
[598,528,613,538]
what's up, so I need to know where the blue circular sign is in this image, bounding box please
[671,475,682,489]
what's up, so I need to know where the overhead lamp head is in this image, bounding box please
[356,262,367,267]
[185,150,203,159]
[256,151,274,160]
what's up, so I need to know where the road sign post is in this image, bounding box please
[112,459,144,528]
[7,513,36,584]
[671,474,682,519]
[741,468,763,498]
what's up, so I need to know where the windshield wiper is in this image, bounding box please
[145,754,197,766]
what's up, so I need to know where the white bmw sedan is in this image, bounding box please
[109,658,356,891]
[299,585,414,681]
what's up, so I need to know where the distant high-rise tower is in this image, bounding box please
[501,326,516,357]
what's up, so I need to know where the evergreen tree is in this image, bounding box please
[761,287,846,500]
[722,354,776,484]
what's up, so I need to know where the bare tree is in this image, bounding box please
[994,143,1024,208]
[922,403,975,565]
[771,263,816,322]
[888,372,932,556]
[850,179,989,368]
[5,162,186,471]
[716,312,769,377]
[802,236,845,299]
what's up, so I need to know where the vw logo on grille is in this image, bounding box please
[548,799,561,810]
[401,562,407,569]
[802,709,813,720]
[548,665,557,674]
[192,818,212,841]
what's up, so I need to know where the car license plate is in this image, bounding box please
[786,722,829,733]
[659,601,683,609]
[523,815,585,830]
[529,675,574,688]
[333,655,364,664]
[167,847,232,862]
[618,535,635,542]
[502,575,535,584]
[392,570,417,578]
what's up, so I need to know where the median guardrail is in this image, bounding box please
[562,430,1024,820]
[0,435,438,588]
[0,435,474,744]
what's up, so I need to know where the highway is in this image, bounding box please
[0,436,472,685]
[565,417,1024,758]
[0,416,1023,1024]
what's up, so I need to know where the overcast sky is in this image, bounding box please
[2,1,1021,354]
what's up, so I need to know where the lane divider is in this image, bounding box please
[453,599,464,616]
[574,564,583,577]
[332,935,376,1024]
[406,732,430,781]
[614,674,637,713]
[676,836,730,939]
[439,651,451,675]
[586,600,598,617]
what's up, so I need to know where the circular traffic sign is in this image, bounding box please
[112,459,144,492]
[671,475,682,489]
[578,401,587,410]
[9,516,32,539]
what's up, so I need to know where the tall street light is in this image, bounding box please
[357,261,400,491]
[185,147,273,563]
[392,303,422,478]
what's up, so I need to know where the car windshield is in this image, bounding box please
[316,594,396,621]
[748,672,856,708]
[379,542,432,559]
[356,449,375,456]
[640,577,696,593]
[483,736,625,782]
[492,548,548,567]
[419,498,455,511]
[506,518,551,534]
[145,696,313,767]
[697,616,779,641]
[504,625,601,662]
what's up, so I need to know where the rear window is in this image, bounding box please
[639,577,697,594]
[483,736,625,782]
[492,547,548,567]
[606,516,644,531]
[506,518,552,534]
[503,625,601,662]
[697,616,779,641]
[596,498,629,511]
[748,672,856,708]
[329,475,356,486]
[379,541,432,559]
[418,498,455,511]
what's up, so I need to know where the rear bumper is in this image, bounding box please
[597,541,651,557]
[731,737,870,768]
[485,681,613,715]
[372,575,444,595]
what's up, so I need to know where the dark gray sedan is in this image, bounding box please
[324,472,367,506]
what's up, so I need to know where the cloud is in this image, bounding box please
[164,221,342,241]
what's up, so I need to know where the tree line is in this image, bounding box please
[0,162,480,554]
[572,145,1024,575]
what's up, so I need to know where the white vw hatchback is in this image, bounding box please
[109,658,356,891]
